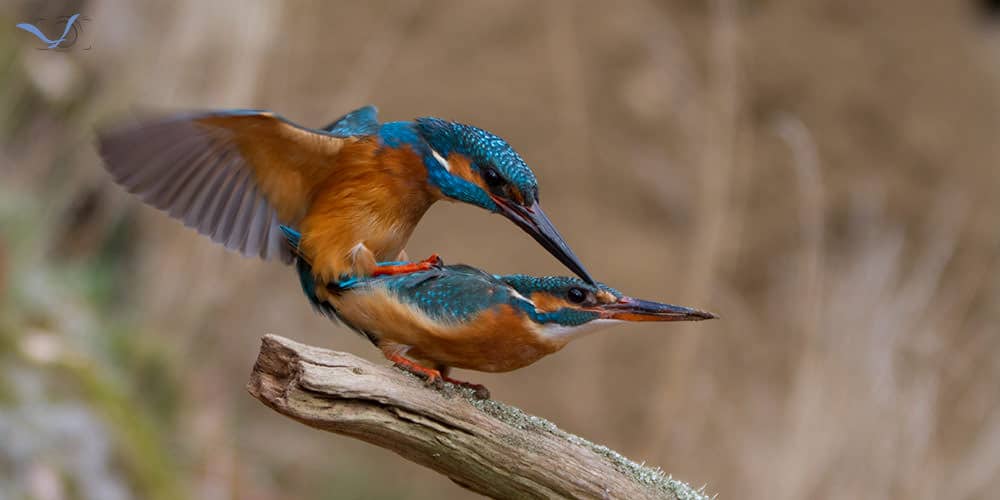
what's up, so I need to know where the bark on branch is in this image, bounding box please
[247,334,709,500]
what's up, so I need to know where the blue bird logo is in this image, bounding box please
[16,14,82,49]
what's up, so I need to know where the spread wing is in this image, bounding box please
[98,110,351,263]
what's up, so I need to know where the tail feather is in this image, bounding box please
[279,224,302,252]
[279,225,338,319]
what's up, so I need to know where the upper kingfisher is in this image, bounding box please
[97,105,593,285]
[282,226,715,398]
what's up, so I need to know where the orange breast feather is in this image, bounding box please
[333,288,562,373]
[298,141,439,281]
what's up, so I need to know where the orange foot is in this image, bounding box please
[387,355,491,399]
[387,353,444,389]
[443,374,490,400]
[372,254,443,277]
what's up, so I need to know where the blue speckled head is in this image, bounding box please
[498,275,623,326]
[499,275,622,301]
[379,117,596,285]
[414,118,538,209]
[497,274,715,326]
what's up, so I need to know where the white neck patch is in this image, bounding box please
[537,319,624,342]
[430,148,451,172]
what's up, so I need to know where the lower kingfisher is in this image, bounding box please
[281,227,715,398]
[97,106,593,289]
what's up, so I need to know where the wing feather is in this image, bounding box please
[98,111,352,264]
[184,150,235,229]
[226,175,258,251]
[164,147,219,220]
[153,144,211,212]
[215,170,252,249]
[244,193,271,258]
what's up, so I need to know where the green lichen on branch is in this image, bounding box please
[465,393,712,500]
[389,367,712,499]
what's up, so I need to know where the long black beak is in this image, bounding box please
[494,198,595,284]
[600,297,717,322]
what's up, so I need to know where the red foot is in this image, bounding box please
[386,354,491,399]
[387,354,444,388]
[372,254,442,277]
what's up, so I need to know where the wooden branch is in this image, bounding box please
[247,334,709,500]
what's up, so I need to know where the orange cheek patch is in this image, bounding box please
[446,153,489,191]
[507,186,525,205]
[529,292,573,313]
[595,290,617,304]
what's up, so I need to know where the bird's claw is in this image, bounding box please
[443,375,490,400]
[390,356,445,388]
[388,355,489,398]
[422,253,444,268]
[426,374,445,390]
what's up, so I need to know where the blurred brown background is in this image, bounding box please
[2,0,1000,498]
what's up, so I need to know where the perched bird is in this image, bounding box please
[282,227,715,398]
[98,106,592,285]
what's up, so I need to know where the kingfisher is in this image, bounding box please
[97,106,592,285]
[281,226,715,398]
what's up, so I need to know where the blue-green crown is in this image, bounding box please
[415,118,539,205]
[499,275,622,326]
[499,275,621,300]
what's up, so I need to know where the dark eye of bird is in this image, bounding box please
[567,287,587,304]
[482,167,504,189]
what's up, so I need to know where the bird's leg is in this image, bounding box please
[371,254,442,277]
[386,353,444,389]
[348,244,439,278]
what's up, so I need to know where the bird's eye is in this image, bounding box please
[482,167,504,188]
[567,287,587,304]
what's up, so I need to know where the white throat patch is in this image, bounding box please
[538,319,624,342]
[430,148,451,172]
